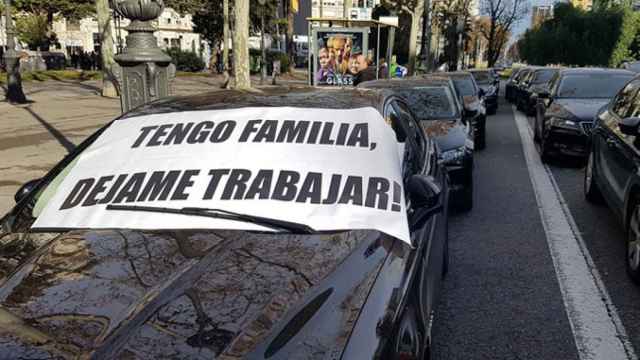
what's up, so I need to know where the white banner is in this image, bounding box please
[32,107,410,244]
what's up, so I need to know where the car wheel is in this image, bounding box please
[475,123,486,150]
[627,204,640,284]
[533,117,541,143]
[442,224,449,278]
[540,131,552,163]
[584,151,604,204]
[488,107,497,115]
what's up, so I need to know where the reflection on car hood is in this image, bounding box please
[420,119,469,152]
[550,98,611,122]
[0,229,386,359]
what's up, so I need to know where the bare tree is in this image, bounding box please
[480,0,528,67]
[223,0,231,88]
[95,0,117,97]
[432,0,473,70]
[233,0,251,89]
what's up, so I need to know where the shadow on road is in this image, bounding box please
[23,106,76,153]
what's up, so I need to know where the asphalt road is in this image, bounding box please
[431,94,640,359]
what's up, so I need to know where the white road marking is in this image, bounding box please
[513,107,637,360]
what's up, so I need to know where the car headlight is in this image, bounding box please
[441,147,467,165]
[551,117,580,130]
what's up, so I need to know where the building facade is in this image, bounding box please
[570,0,593,10]
[1,8,206,58]
[311,0,380,19]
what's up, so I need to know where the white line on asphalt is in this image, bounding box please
[513,107,637,360]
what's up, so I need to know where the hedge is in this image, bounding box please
[164,48,205,72]
[519,3,640,67]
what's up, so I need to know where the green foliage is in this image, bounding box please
[15,14,52,50]
[164,48,206,72]
[248,48,290,74]
[191,0,279,46]
[13,0,95,21]
[519,3,640,67]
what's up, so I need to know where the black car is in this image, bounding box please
[535,68,634,162]
[505,67,528,103]
[444,71,488,150]
[0,87,450,359]
[516,67,560,116]
[584,73,640,284]
[360,76,475,211]
[469,69,500,115]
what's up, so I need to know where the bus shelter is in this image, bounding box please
[306,18,398,86]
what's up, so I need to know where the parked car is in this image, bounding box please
[513,67,541,111]
[535,68,634,162]
[516,67,561,116]
[0,87,450,359]
[621,60,640,73]
[444,71,488,150]
[505,67,528,103]
[584,73,640,284]
[360,76,475,211]
[469,69,500,115]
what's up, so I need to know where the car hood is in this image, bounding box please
[550,98,610,122]
[0,229,388,359]
[420,119,469,152]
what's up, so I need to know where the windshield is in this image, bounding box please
[401,86,459,120]
[471,71,492,84]
[451,77,477,97]
[557,73,633,99]
[532,69,557,84]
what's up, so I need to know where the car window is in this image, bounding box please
[532,69,557,85]
[384,101,421,183]
[451,76,477,97]
[557,73,634,99]
[613,79,640,118]
[400,86,459,120]
[471,71,492,84]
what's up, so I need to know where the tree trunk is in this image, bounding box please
[222,0,230,87]
[286,0,295,73]
[407,0,424,75]
[95,0,117,97]
[233,0,251,89]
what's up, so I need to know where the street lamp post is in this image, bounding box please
[110,0,175,113]
[3,0,27,103]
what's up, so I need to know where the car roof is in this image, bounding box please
[358,76,452,89]
[559,68,634,76]
[121,86,391,120]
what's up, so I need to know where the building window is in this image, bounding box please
[167,18,172,24]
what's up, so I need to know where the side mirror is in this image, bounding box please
[478,88,486,97]
[619,117,640,136]
[407,174,442,209]
[538,91,550,99]
[14,178,41,203]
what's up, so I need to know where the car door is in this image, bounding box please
[598,79,640,210]
[389,99,447,329]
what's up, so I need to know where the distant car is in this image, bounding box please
[535,68,634,162]
[584,73,640,284]
[444,71,488,150]
[513,67,541,111]
[516,67,561,116]
[469,69,500,115]
[505,67,527,103]
[0,87,450,360]
[621,61,640,73]
[360,76,475,211]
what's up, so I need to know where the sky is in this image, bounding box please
[511,0,559,40]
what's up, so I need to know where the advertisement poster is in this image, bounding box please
[312,28,369,86]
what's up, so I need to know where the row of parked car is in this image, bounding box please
[0,68,501,359]
[508,65,640,285]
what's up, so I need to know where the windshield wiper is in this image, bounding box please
[105,204,314,234]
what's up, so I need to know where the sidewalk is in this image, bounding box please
[0,73,307,215]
